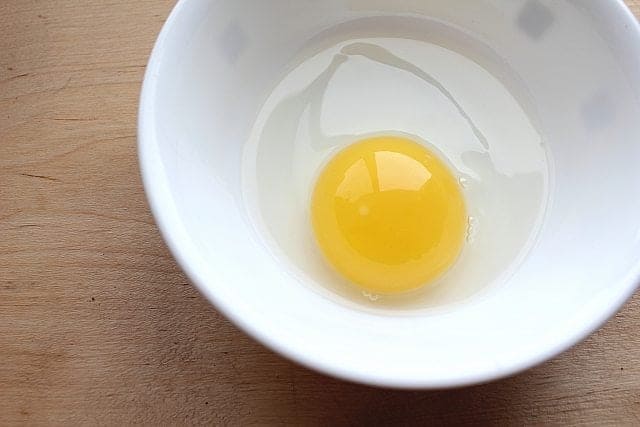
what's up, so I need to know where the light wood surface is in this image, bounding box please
[2,1,639,425]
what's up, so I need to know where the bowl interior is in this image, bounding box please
[139,0,640,387]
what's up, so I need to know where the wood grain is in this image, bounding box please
[1,1,639,425]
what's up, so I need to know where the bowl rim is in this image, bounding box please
[138,0,640,389]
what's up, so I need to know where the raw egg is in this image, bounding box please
[243,35,549,309]
[311,136,467,294]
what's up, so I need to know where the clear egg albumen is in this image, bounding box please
[242,33,550,312]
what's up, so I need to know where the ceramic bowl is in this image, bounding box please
[139,0,640,388]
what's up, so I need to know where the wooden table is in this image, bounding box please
[2,1,639,424]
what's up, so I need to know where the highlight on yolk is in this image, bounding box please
[311,136,467,295]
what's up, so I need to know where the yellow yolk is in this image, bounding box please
[311,136,467,295]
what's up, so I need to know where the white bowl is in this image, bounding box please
[139,0,640,388]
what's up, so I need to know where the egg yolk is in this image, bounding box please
[311,136,467,294]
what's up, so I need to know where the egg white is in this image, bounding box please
[242,35,550,312]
